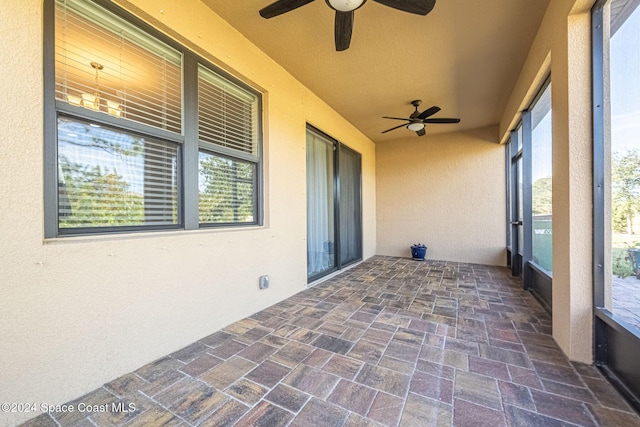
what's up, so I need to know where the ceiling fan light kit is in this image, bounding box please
[259,0,436,51]
[326,0,366,12]
[382,99,460,137]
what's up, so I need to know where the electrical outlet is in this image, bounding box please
[259,275,269,289]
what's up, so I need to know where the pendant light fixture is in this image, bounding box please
[67,61,121,117]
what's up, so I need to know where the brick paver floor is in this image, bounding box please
[22,256,640,426]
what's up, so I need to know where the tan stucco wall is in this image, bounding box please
[0,1,376,424]
[500,0,595,363]
[376,126,506,266]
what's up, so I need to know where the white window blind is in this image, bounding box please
[198,65,258,156]
[54,0,182,133]
[58,117,179,229]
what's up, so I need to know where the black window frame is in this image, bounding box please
[43,0,263,238]
[592,0,640,412]
[505,77,553,313]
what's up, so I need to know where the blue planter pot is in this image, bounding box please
[411,246,427,260]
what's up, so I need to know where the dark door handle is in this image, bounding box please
[511,221,523,226]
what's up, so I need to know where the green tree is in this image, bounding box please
[199,155,254,223]
[612,149,640,234]
[59,156,144,227]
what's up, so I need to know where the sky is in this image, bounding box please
[532,109,552,182]
[611,2,640,154]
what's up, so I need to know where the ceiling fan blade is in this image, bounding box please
[373,0,436,15]
[416,128,426,137]
[382,123,408,133]
[382,116,411,121]
[417,106,440,120]
[335,10,354,51]
[259,0,315,18]
[423,118,461,124]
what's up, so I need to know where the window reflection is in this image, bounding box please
[531,84,553,273]
[57,117,178,230]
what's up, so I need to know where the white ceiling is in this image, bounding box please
[201,0,550,142]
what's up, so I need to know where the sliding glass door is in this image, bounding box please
[306,126,362,282]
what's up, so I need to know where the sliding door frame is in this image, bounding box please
[306,125,362,283]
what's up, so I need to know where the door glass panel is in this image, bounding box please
[609,0,640,332]
[517,157,524,256]
[339,145,362,265]
[307,130,335,278]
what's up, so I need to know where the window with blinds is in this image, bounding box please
[198,65,259,156]
[54,0,182,133]
[57,117,179,230]
[45,0,262,236]
[197,64,259,226]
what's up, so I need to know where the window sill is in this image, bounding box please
[44,224,266,245]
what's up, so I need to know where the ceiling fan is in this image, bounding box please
[382,100,460,137]
[259,0,436,51]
